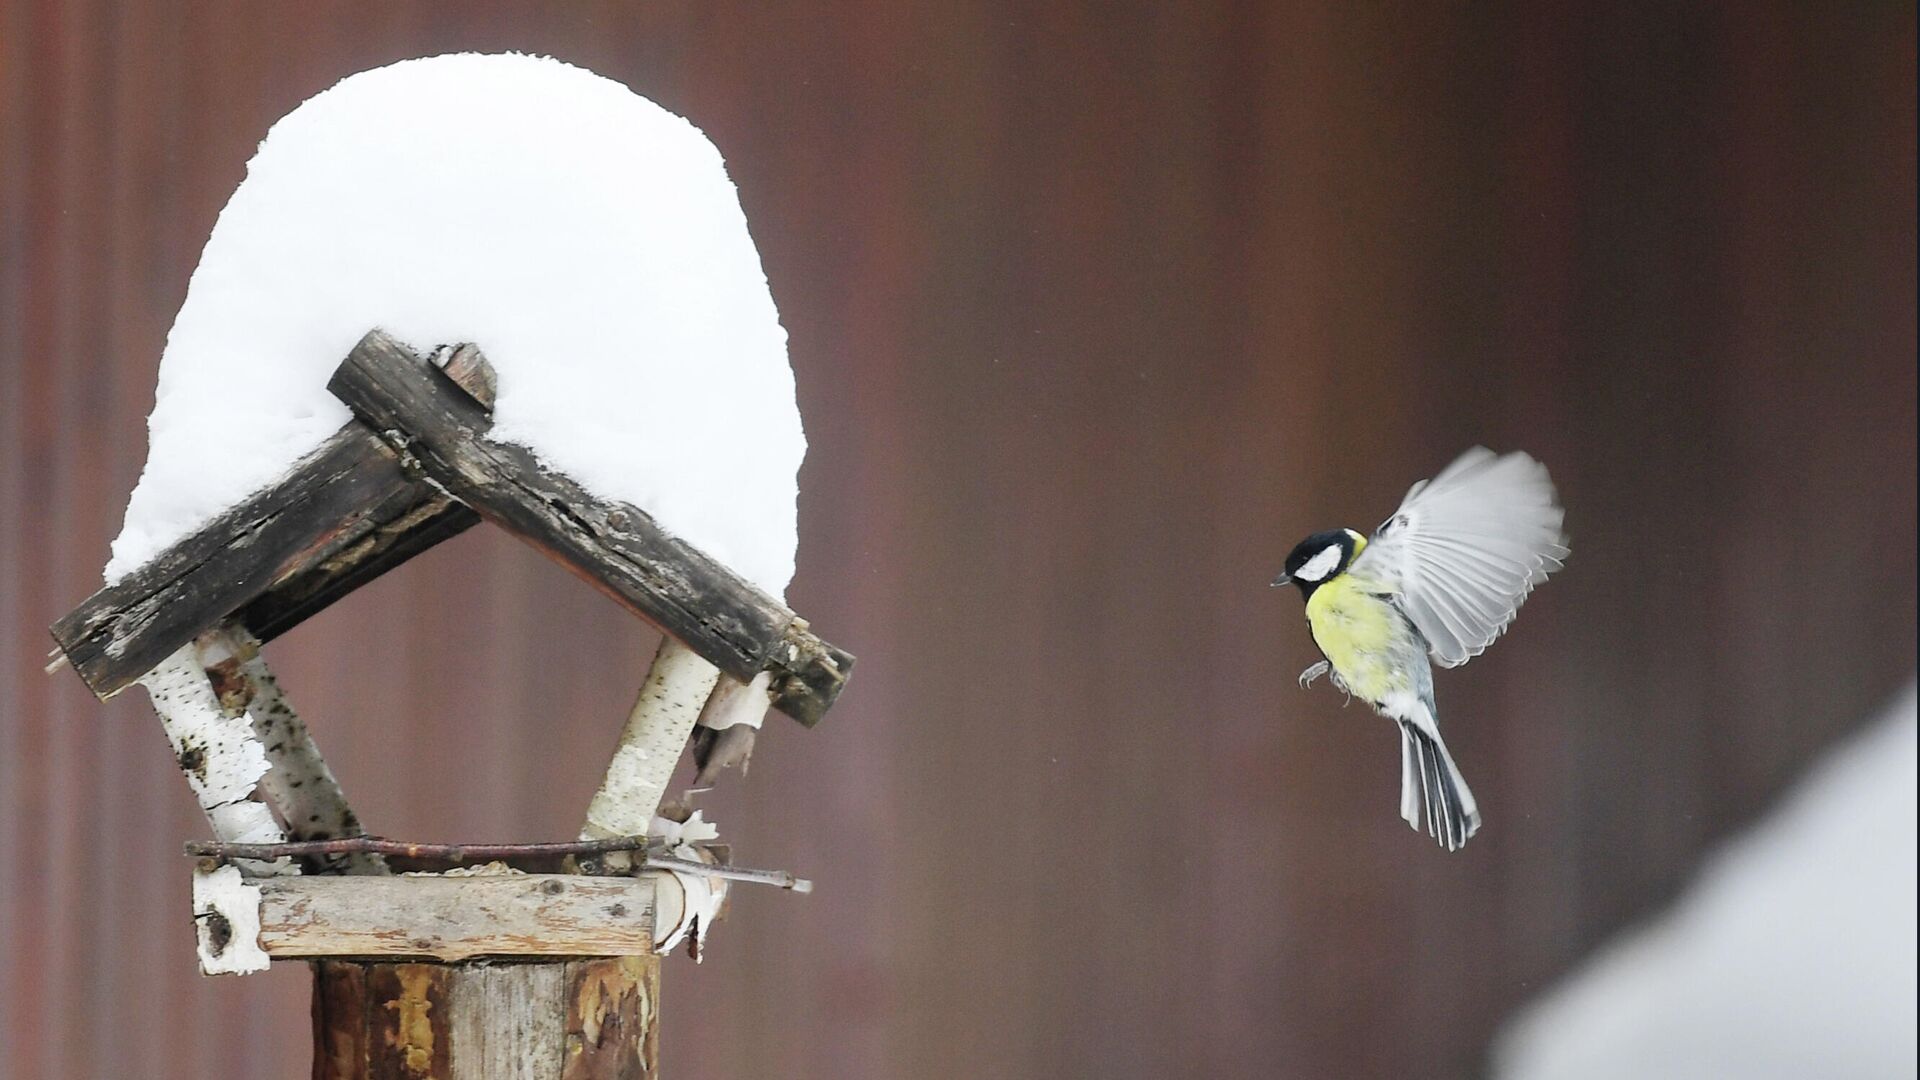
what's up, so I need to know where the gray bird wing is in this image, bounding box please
[1347,447,1569,667]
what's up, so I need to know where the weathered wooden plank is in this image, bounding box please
[447,963,566,1079]
[48,421,438,699]
[50,329,852,723]
[255,874,657,961]
[326,329,853,726]
[245,343,498,642]
[768,625,855,728]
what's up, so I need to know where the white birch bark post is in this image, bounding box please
[580,636,721,869]
[221,629,386,874]
[140,640,293,874]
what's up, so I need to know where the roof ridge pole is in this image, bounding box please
[580,635,722,869]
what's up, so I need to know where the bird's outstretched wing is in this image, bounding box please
[1348,447,1568,667]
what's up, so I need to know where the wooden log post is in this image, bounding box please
[311,957,660,1080]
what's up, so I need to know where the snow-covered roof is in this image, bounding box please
[108,52,803,597]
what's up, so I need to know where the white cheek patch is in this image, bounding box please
[1294,544,1344,583]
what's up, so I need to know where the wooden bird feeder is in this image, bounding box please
[48,329,854,1079]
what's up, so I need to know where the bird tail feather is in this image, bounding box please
[1397,719,1481,851]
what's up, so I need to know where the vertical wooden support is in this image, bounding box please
[311,957,660,1079]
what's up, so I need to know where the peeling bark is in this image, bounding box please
[192,863,271,974]
[141,642,294,875]
[689,670,772,789]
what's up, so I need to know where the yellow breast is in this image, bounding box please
[1304,575,1409,702]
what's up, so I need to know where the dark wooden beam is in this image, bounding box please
[48,424,451,699]
[50,330,851,725]
[239,495,478,643]
[326,330,852,725]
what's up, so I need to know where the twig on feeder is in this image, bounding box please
[581,636,721,870]
[182,836,810,891]
[184,835,657,862]
[645,852,812,894]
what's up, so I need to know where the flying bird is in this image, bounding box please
[1272,447,1568,850]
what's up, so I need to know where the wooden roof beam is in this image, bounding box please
[49,330,852,727]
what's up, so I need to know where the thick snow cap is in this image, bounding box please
[107,52,803,597]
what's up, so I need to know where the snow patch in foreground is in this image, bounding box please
[1495,684,1919,1080]
[108,52,803,596]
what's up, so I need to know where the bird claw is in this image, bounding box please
[1298,660,1329,689]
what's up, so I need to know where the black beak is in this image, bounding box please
[1270,573,1290,588]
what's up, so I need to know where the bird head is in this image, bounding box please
[1271,528,1366,596]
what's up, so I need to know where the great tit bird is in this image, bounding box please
[1273,447,1567,850]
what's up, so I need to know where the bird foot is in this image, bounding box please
[1298,660,1329,689]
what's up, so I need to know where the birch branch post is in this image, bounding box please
[582,637,722,862]
[198,624,385,874]
[142,637,293,875]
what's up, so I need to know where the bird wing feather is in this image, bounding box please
[1348,447,1568,667]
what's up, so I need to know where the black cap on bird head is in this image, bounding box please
[1271,528,1365,596]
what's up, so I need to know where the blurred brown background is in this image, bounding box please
[1,3,1913,1078]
